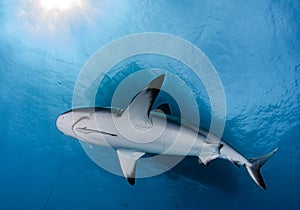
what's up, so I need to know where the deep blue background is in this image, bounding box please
[1,0,299,209]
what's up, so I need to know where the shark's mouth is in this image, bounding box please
[76,127,118,137]
[72,116,118,137]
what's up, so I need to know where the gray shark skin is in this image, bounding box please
[56,74,278,189]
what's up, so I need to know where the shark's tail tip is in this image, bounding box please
[245,148,278,190]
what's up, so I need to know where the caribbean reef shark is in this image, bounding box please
[56,74,278,189]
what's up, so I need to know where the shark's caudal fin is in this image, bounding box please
[244,148,278,190]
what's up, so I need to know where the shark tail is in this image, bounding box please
[244,148,278,190]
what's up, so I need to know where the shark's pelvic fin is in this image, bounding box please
[116,149,145,185]
[198,143,223,166]
[121,74,165,127]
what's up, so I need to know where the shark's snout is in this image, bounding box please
[56,115,65,133]
[56,114,74,136]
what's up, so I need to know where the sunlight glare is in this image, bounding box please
[39,0,82,11]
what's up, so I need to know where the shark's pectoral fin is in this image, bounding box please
[116,149,145,185]
[121,75,165,127]
[198,143,223,166]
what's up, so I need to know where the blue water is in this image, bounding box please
[1,0,300,209]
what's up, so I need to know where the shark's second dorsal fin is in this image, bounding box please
[154,103,171,115]
[121,75,165,126]
[116,149,145,185]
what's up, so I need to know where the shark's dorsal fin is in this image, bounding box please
[116,149,145,185]
[121,75,165,127]
[154,103,171,115]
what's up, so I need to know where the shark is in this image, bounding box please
[56,74,278,189]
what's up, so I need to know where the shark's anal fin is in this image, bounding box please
[116,149,145,185]
[121,75,165,127]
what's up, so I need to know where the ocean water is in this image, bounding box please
[1,0,299,209]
